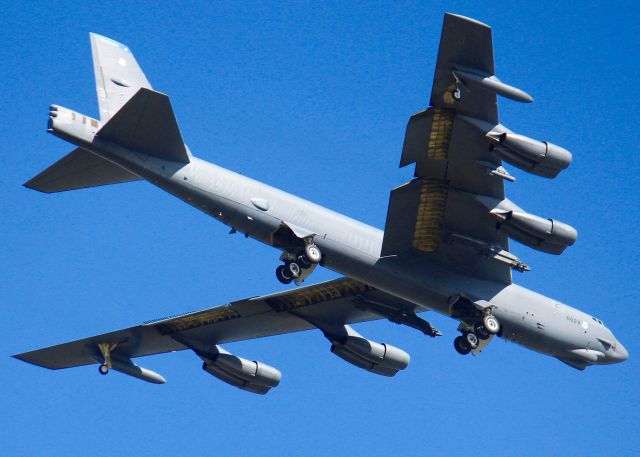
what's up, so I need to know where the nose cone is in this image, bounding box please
[606,340,629,364]
[613,341,629,362]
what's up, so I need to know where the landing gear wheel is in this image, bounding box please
[98,364,109,375]
[287,261,301,278]
[483,315,500,335]
[297,255,312,269]
[454,335,471,355]
[465,332,479,349]
[276,265,293,284]
[304,244,322,264]
[474,322,491,340]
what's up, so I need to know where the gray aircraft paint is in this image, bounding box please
[16,16,627,386]
[42,98,628,369]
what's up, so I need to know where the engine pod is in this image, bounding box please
[201,347,281,394]
[486,131,572,178]
[491,209,577,254]
[328,325,410,377]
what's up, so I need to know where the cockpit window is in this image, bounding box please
[591,316,605,326]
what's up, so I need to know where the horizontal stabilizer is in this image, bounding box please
[24,147,141,193]
[97,88,190,163]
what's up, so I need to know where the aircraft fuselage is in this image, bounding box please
[50,112,628,370]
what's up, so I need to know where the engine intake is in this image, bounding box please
[491,209,577,254]
[486,131,572,178]
[329,326,410,377]
[201,347,281,395]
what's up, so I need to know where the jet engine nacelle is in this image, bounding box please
[491,209,577,254]
[486,131,572,178]
[201,347,281,395]
[329,326,410,377]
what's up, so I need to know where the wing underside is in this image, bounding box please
[382,13,531,283]
[14,278,423,370]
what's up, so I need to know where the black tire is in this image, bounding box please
[276,265,293,284]
[287,261,301,278]
[474,322,491,340]
[297,255,312,269]
[454,336,471,355]
[98,364,109,375]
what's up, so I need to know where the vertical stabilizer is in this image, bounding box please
[90,33,152,121]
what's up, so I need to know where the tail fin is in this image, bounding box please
[90,33,152,121]
[26,34,189,193]
[24,148,141,193]
[91,32,190,163]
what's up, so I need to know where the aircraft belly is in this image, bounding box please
[78,136,577,364]
[317,237,380,279]
[346,255,506,317]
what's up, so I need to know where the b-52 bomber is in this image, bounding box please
[15,14,627,394]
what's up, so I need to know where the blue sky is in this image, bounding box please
[2,1,638,455]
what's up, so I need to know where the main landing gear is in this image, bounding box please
[275,243,322,285]
[454,314,500,355]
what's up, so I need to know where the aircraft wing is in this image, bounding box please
[382,13,531,284]
[14,277,428,371]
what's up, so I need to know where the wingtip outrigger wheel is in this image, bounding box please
[451,72,464,101]
[97,342,117,375]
